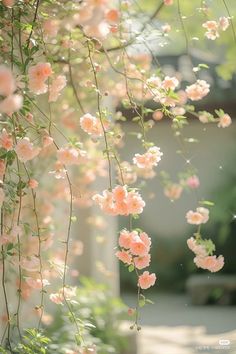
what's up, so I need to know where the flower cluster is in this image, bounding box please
[93,185,145,216]
[133,146,163,170]
[187,237,224,272]
[202,17,229,40]
[116,229,156,289]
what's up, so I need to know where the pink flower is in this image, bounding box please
[105,9,120,23]
[187,237,207,256]
[118,229,136,249]
[219,17,229,31]
[134,254,151,269]
[126,190,145,215]
[28,179,38,189]
[138,271,156,289]
[15,137,41,163]
[43,19,59,37]
[162,76,179,90]
[130,236,148,256]
[164,184,183,200]
[29,62,52,81]
[152,111,163,121]
[133,146,163,169]
[28,63,52,95]
[139,232,152,248]
[186,175,200,189]
[25,277,50,289]
[57,147,86,165]
[199,112,211,123]
[186,80,210,101]
[49,75,67,102]
[43,135,54,148]
[186,207,209,225]
[205,30,219,40]
[0,94,23,115]
[194,255,224,272]
[49,292,64,305]
[0,66,16,96]
[2,0,14,6]
[196,207,209,223]
[218,114,232,128]
[113,185,128,202]
[164,0,173,5]
[202,20,218,31]
[0,129,13,151]
[115,250,132,264]
[80,113,105,137]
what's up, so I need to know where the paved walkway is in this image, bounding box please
[122,293,236,354]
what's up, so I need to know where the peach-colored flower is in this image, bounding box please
[0,66,16,96]
[2,0,15,7]
[162,23,171,33]
[186,80,210,101]
[105,9,120,23]
[49,292,64,305]
[152,111,163,121]
[134,254,151,269]
[29,62,52,81]
[162,76,179,90]
[139,232,152,248]
[138,271,156,289]
[0,129,13,151]
[57,147,86,165]
[202,21,218,31]
[130,236,148,256]
[164,0,173,5]
[43,135,54,148]
[126,190,146,215]
[118,229,136,249]
[196,207,209,223]
[80,113,105,137]
[164,184,183,200]
[186,207,209,225]
[219,17,229,31]
[15,137,41,163]
[28,179,38,189]
[187,237,207,257]
[28,62,52,95]
[218,114,232,128]
[115,250,132,264]
[0,94,23,115]
[194,255,224,272]
[133,146,163,169]
[127,308,135,316]
[25,277,50,289]
[43,19,59,37]
[205,30,219,40]
[49,75,67,102]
